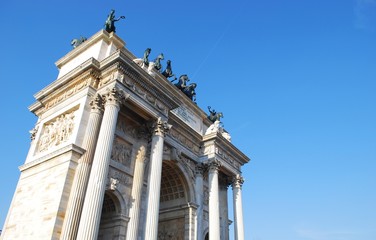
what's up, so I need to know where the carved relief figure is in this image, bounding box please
[111,138,132,167]
[38,111,76,152]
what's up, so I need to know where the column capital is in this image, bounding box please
[103,87,128,108]
[195,163,205,176]
[232,174,244,189]
[152,117,172,137]
[207,159,221,172]
[90,94,104,113]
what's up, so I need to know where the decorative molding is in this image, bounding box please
[169,127,200,154]
[20,144,85,171]
[105,61,171,116]
[44,69,99,111]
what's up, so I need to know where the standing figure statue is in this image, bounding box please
[153,53,164,71]
[162,60,177,80]
[208,106,223,123]
[104,9,125,33]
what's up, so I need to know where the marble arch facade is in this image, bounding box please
[1,30,249,240]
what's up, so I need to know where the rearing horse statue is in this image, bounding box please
[162,60,177,80]
[173,75,197,102]
[153,53,164,71]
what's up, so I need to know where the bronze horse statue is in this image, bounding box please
[153,53,164,71]
[71,36,87,48]
[162,60,177,80]
[173,75,197,101]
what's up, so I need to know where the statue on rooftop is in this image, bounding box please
[207,106,223,123]
[142,48,151,66]
[104,9,125,33]
[71,36,87,48]
[173,75,197,102]
[153,53,164,71]
[162,60,177,80]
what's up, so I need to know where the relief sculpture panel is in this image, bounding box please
[38,110,76,152]
[111,137,133,168]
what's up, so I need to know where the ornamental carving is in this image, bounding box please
[232,174,245,189]
[89,94,104,113]
[44,70,99,111]
[169,128,200,154]
[152,118,172,137]
[157,218,185,240]
[29,126,39,141]
[108,167,132,187]
[38,110,76,152]
[203,186,209,206]
[109,61,170,115]
[102,87,128,107]
[111,138,132,167]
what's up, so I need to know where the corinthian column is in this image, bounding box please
[195,164,204,240]
[208,159,221,240]
[76,88,126,240]
[61,94,104,240]
[144,118,171,240]
[125,143,147,240]
[232,174,245,240]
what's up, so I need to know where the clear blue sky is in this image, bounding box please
[1,1,375,239]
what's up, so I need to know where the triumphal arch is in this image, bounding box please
[1,12,249,240]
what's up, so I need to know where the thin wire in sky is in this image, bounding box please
[191,7,242,78]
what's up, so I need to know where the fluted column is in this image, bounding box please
[60,94,104,240]
[76,88,126,240]
[125,143,147,240]
[208,159,221,240]
[144,118,171,240]
[195,164,204,240]
[232,174,245,240]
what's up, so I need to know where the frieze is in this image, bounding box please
[44,70,99,110]
[101,62,170,116]
[169,128,200,154]
[38,109,76,152]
